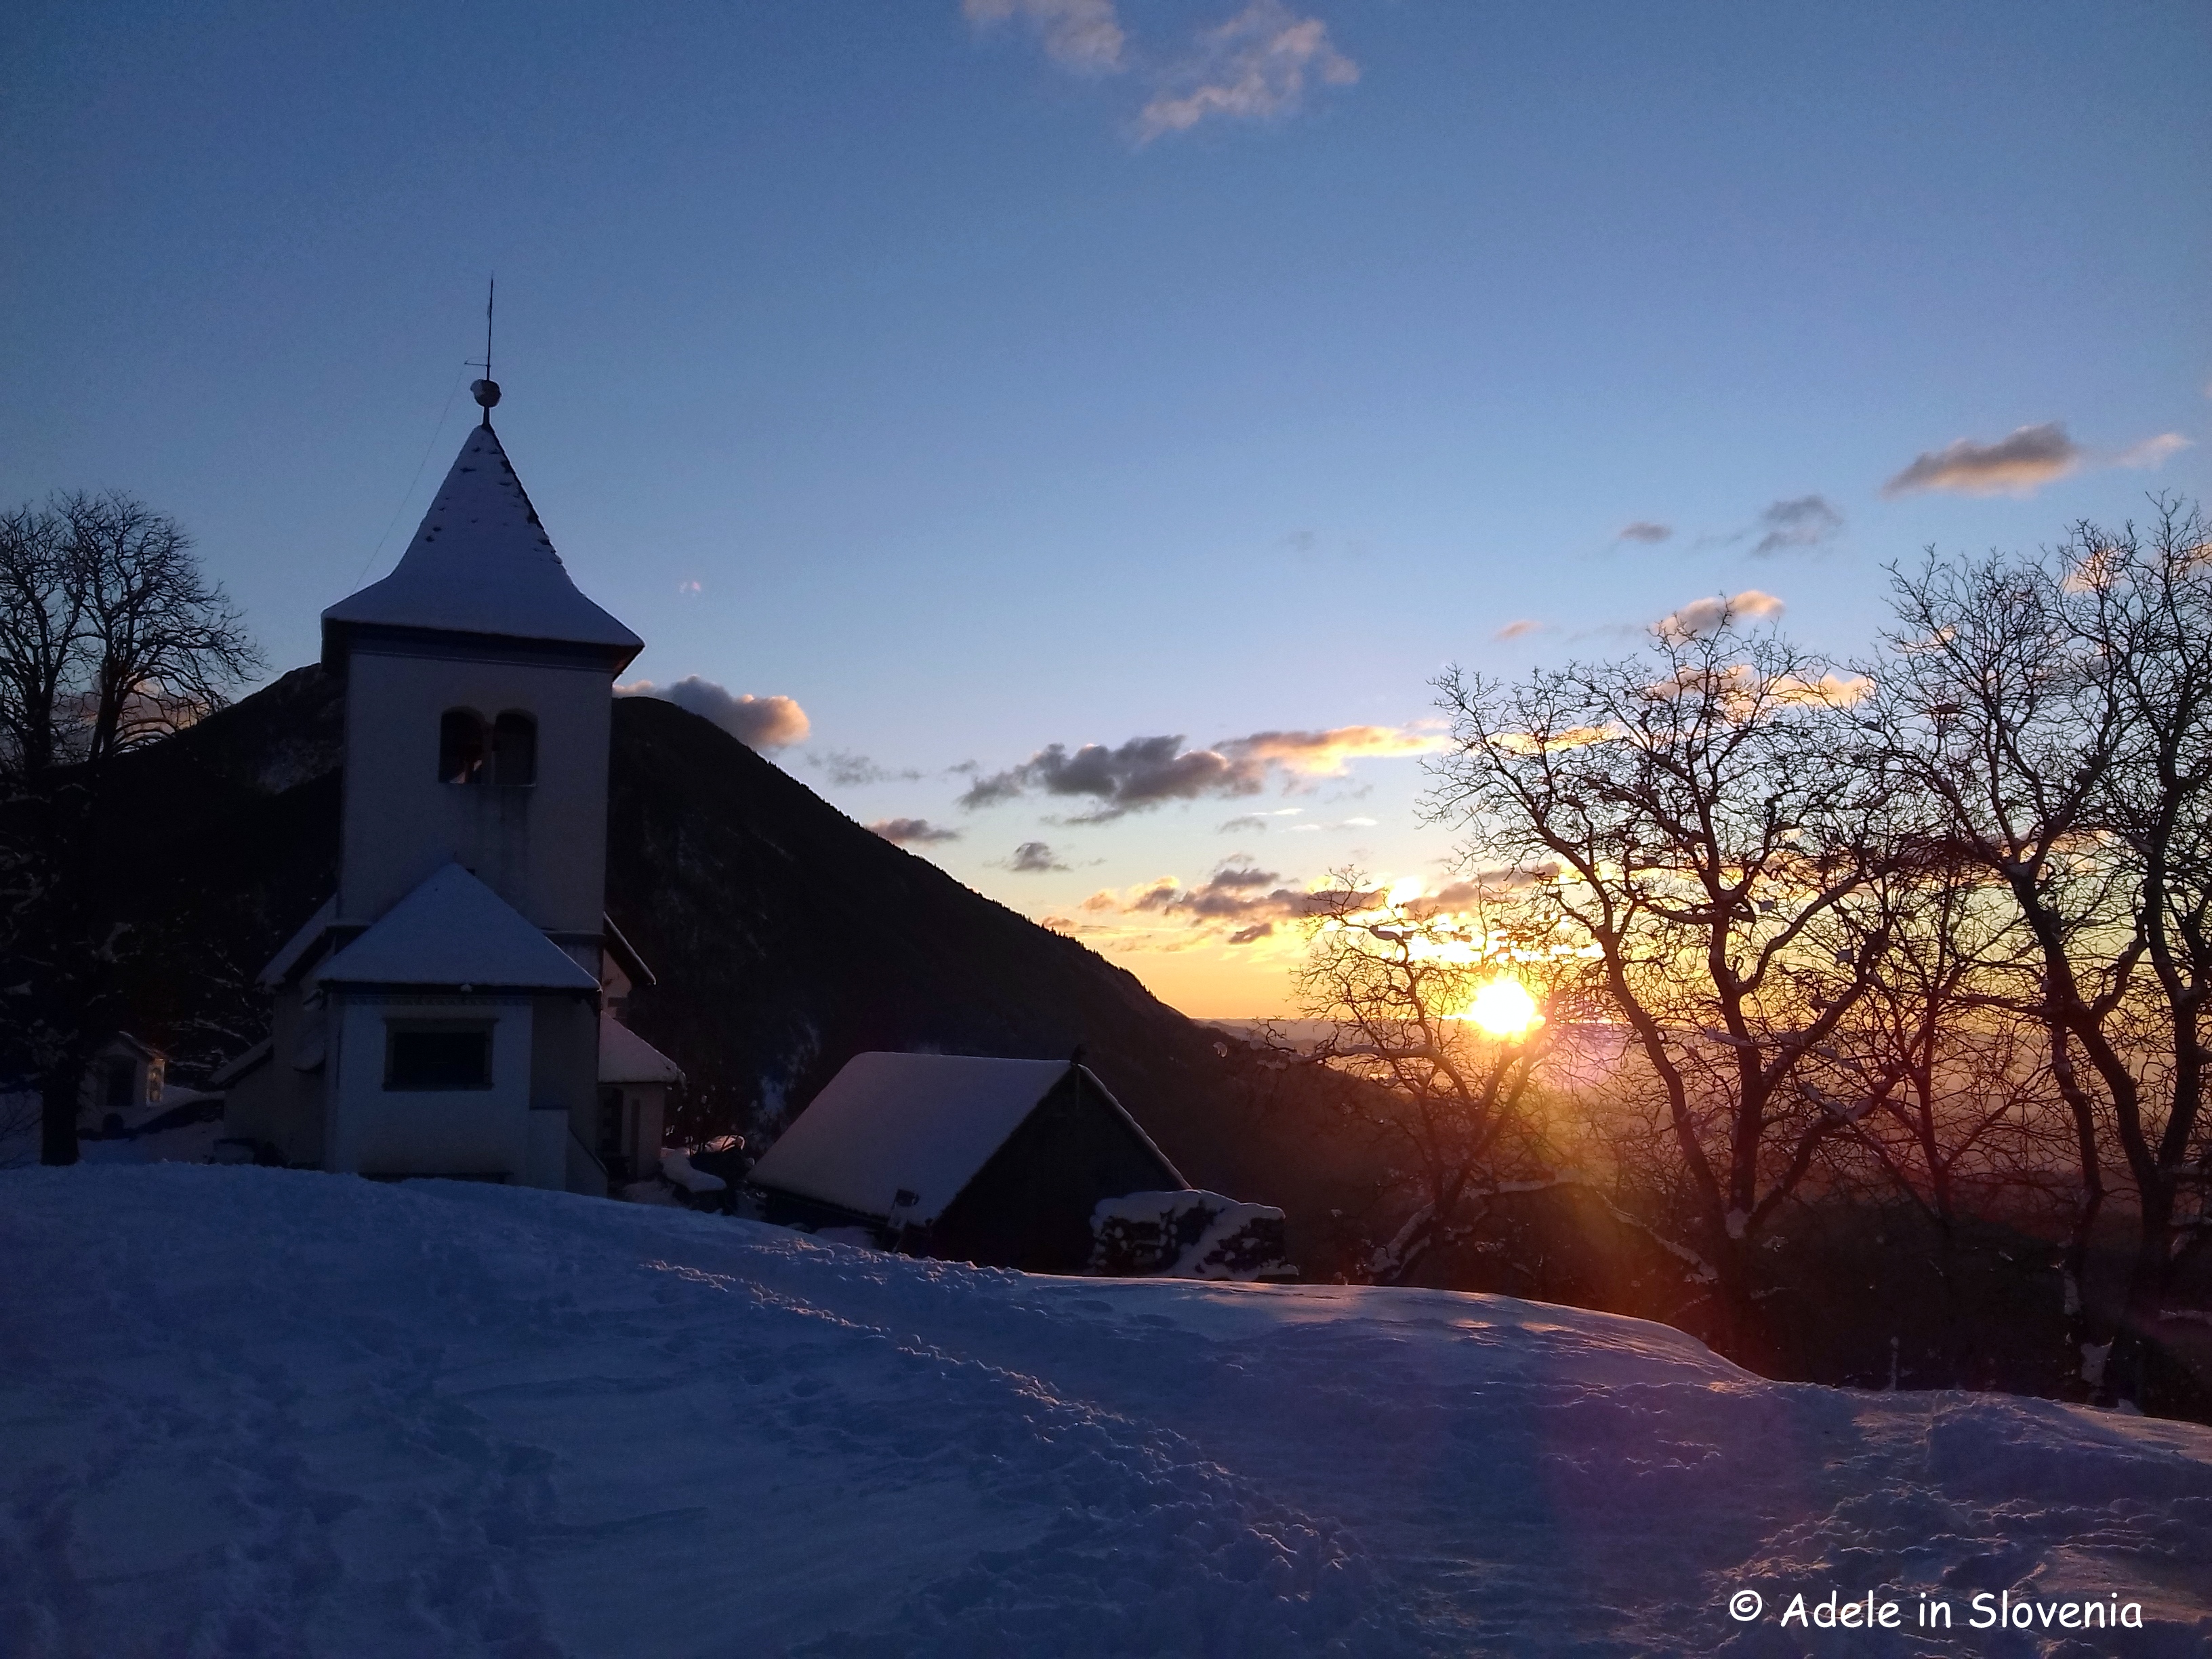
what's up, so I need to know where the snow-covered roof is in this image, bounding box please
[600,1017,683,1085]
[601,914,655,989]
[206,1040,272,1090]
[260,895,337,987]
[323,424,642,666]
[750,1052,1127,1226]
[314,864,599,991]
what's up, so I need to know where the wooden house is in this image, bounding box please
[747,1052,1184,1273]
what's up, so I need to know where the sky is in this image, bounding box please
[6,0,2209,1016]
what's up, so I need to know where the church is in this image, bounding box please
[220,377,680,1192]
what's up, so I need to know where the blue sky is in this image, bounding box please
[7,1,2207,1013]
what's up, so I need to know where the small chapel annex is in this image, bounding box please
[222,382,680,1191]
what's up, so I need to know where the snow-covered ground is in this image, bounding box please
[3,1167,2208,1656]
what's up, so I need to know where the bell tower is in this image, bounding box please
[224,377,654,1190]
[319,391,641,951]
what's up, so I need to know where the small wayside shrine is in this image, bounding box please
[223,378,680,1190]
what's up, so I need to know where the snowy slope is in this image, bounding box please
[2,1168,2208,1657]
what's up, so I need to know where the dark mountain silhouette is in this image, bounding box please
[91,667,1372,1260]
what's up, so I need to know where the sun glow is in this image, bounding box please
[1463,976,1543,1040]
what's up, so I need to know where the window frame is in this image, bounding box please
[382,1021,496,1092]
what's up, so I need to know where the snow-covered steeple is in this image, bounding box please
[322,424,641,670]
[222,383,667,1195]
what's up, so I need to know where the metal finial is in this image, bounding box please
[469,276,499,426]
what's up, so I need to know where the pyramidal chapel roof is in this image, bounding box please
[315,863,600,991]
[323,424,642,663]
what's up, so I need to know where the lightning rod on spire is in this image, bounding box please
[470,276,501,426]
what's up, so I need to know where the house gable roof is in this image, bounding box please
[260,895,337,987]
[314,863,598,991]
[599,1015,683,1085]
[322,424,641,668]
[749,1052,1173,1227]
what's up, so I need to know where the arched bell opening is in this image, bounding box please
[492,710,537,787]
[438,708,488,784]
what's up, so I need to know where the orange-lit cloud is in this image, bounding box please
[962,721,1437,819]
[1218,724,1443,775]
[617,678,810,750]
[1656,589,1785,640]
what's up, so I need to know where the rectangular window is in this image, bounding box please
[384,1024,493,1090]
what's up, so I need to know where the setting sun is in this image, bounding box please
[1465,976,1544,1040]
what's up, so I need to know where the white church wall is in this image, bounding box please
[526,1107,568,1190]
[225,987,328,1166]
[325,993,535,1178]
[527,996,604,1193]
[339,648,612,936]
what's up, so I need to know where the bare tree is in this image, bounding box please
[1290,870,1568,1282]
[1428,608,1901,1358]
[1881,501,2211,1402]
[0,491,261,1165]
[0,501,83,779]
[1830,861,2066,1242]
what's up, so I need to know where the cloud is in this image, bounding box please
[1137,0,1358,141]
[869,817,960,846]
[1204,862,1280,889]
[1618,521,1672,544]
[960,735,1261,818]
[962,724,1435,820]
[1127,860,1315,923]
[2117,432,2192,470]
[1494,619,1542,642]
[1228,922,1274,945]
[1656,589,1786,640]
[1882,423,2081,498]
[617,678,809,749]
[1750,495,1844,556]
[963,0,1125,72]
[1008,840,1070,872]
[1218,724,1442,775]
[1218,806,1304,832]
[809,750,922,787]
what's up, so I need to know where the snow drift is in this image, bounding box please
[2,1166,2208,1656]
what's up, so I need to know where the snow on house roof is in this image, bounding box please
[750,1052,1138,1227]
[314,864,598,991]
[260,895,337,987]
[599,1016,683,1086]
[206,1039,272,1090]
[322,424,642,665]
